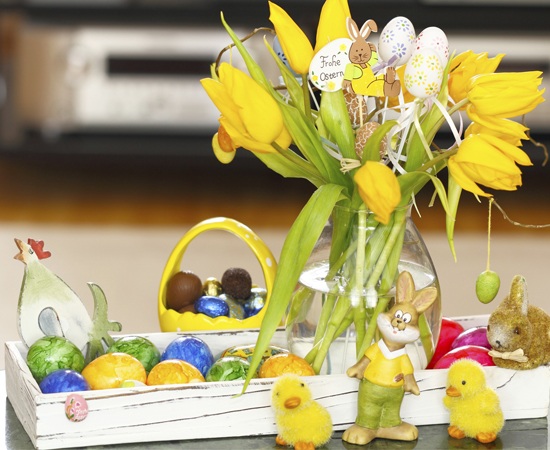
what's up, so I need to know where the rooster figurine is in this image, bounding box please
[15,238,122,363]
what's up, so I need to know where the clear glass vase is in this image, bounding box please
[285,203,442,375]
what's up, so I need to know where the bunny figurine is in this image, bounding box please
[487,275,550,370]
[342,270,437,446]
[342,17,401,98]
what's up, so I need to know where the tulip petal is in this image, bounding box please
[448,158,489,197]
[354,162,401,224]
[269,1,314,74]
[314,0,351,53]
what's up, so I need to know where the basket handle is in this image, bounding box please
[158,217,277,330]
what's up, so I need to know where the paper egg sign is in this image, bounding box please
[404,48,443,99]
[378,16,416,67]
[309,38,352,92]
[414,27,449,66]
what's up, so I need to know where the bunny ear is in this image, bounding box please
[412,287,438,314]
[359,19,378,39]
[396,271,415,304]
[508,275,529,316]
[346,17,360,41]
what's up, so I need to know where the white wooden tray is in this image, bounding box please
[5,315,550,449]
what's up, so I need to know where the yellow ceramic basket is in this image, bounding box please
[158,217,278,331]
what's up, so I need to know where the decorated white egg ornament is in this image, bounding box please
[404,48,444,99]
[378,16,416,67]
[414,27,449,66]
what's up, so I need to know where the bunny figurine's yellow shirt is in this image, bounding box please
[363,340,414,388]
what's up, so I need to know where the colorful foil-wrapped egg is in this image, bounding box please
[82,353,146,389]
[161,335,214,377]
[205,356,251,382]
[39,369,90,393]
[26,336,85,383]
[147,359,205,385]
[107,336,161,373]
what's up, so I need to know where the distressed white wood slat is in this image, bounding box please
[5,316,550,449]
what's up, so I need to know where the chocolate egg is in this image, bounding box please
[203,277,223,297]
[195,295,230,318]
[165,271,203,311]
[244,288,267,318]
[219,294,245,319]
[221,267,252,300]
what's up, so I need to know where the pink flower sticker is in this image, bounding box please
[64,394,88,422]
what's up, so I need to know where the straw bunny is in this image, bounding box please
[487,275,550,370]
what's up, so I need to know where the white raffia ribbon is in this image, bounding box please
[488,348,529,363]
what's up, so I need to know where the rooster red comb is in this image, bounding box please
[28,239,52,260]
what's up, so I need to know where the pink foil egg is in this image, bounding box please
[433,345,495,369]
[451,326,491,350]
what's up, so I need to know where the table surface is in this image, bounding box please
[2,371,549,450]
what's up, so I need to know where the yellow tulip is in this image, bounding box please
[354,161,401,224]
[466,106,529,140]
[448,51,504,104]
[448,133,532,197]
[314,0,351,53]
[465,122,522,147]
[269,1,314,74]
[201,63,291,154]
[467,71,545,118]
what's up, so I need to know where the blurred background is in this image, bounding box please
[1,0,549,369]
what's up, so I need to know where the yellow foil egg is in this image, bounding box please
[82,353,146,390]
[146,359,205,386]
[259,353,315,378]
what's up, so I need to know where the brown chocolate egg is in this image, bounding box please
[165,271,202,311]
[221,267,252,300]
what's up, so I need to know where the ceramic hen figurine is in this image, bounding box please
[487,275,550,370]
[444,359,504,444]
[271,374,333,449]
[343,270,437,446]
[15,238,122,363]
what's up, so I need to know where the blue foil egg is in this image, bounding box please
[195,295,230,318]
[244,288,267,318]
[219,294,245,319]
[39,369,90,393]
[161,336,214,377]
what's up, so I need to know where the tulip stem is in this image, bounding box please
[301,74,312,120]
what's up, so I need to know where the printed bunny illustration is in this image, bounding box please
[487,275,550,370]
[343,270,437,446]
[342,18,401,98]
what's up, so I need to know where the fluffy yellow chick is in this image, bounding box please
[443,359,504,444]
[271,374,333,449]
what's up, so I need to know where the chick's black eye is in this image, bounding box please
[514,327,520,335]
[300,383,305,387]
[462,380,466,385]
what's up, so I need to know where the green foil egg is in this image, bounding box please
[107,336,161,373]
[205,356,250,382]
[26,336,85,383]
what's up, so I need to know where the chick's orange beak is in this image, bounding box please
[446,386,461,397]
[284,396,301,409]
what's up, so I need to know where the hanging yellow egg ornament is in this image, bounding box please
[476,269,501,304]
[476,199,500,304]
